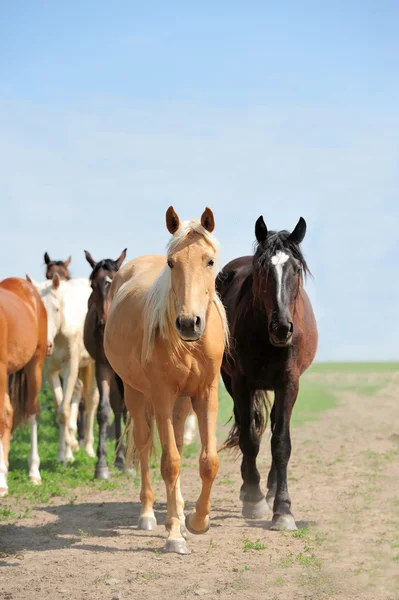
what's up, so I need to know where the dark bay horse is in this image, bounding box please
[83,249,127,479]
[44,252,72,281]
[0,278,48,496]
[216,216,318,531]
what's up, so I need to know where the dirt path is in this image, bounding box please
[1,372,399,600]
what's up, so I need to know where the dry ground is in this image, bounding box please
[1,368,399,600]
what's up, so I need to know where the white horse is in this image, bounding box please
[29,274,99,462]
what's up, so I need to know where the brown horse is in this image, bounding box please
[0,278,48,496]
[83,249,127,479]
[216,216,318,530]
[44,252,72,281]
[104,207,229,554]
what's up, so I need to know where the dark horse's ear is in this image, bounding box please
[255,216,268,243]
[84,250,97,269]
[44,252,50,265]
[288,217,307,244]
[201,207,215,233]
[115,248,127,269]
[166,206,181,234]
[64,256,72,267]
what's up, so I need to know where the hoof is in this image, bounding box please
[85,447,96,458]
[163,538,191,555]
[95,466,110,480]
[270,513,297,531]
[114,457,125,471]
[242,498,268,520]
[0,487,8,497]
[29,477,42,486]
[185,513,210,535]
[138,515,157,530]
[266,490,275,511]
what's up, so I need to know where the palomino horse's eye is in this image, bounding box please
[167,259,174,269]
[207,259,215,267]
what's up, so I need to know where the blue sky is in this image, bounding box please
[1,1,398,361]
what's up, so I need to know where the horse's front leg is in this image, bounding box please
[270,376,299,531]
[58,356,79,463]
[94,361,112,479]
[110,375,125,470]
[185,382,219,536]
[173,396,193,539]
[154,393,189,554]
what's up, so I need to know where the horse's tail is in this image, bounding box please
[219,390,272,453]
[8,369,29,431]
[118,400,156,471]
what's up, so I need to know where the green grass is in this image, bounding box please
[2,362,397,516]
[243,537,267,552]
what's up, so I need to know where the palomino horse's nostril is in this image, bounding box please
[176,317,181,330]
[195,316,201,328]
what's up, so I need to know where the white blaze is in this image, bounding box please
[271,251,290,305]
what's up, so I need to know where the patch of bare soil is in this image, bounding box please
[1,373,399,600]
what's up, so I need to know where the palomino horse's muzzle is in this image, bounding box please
[175,315,203,341]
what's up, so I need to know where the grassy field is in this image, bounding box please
[1,361,396,522]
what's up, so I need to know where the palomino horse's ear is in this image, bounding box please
[288,217,307,245]
[166,206,181,234]
[52,273,61,290]
[64,256,72,267]
[44,252,50,265]
[200,207,215,233]
[115,248,127,269]
[84,250,97,269]
[255,216,267,243]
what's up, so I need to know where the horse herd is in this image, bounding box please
[0,207,318,554]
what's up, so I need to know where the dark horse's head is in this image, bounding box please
[44,252,72,280]
[85,249,127,326]
[253,216,310,348]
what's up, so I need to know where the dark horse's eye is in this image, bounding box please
[207,259,215,267]
[167,259,174,269]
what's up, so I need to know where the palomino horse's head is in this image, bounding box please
[85,249,127,326]
[44,252,72,281]
[253,216,310,348]
[28,273,63,355]
[165,206,217,342]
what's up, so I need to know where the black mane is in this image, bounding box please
[253,230,311,278]
[90,259,119,280]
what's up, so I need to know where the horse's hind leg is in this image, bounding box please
[83,364,99,459]
[233,376,268,519]
[269,377,299,531]
[185,380,220,538]
[124,384,156,531]
[183,408,196,445]
[24,357,44,485]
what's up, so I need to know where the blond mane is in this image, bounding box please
[141,219,229,364]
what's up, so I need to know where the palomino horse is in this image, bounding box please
[0,278,47,496]
[83,248,128,479]
[44,252,72,280]
[104,207,229,554]
[30,275,99,462]
[216,216,318,531]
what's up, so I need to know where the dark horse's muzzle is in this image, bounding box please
[269,317,294,347]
